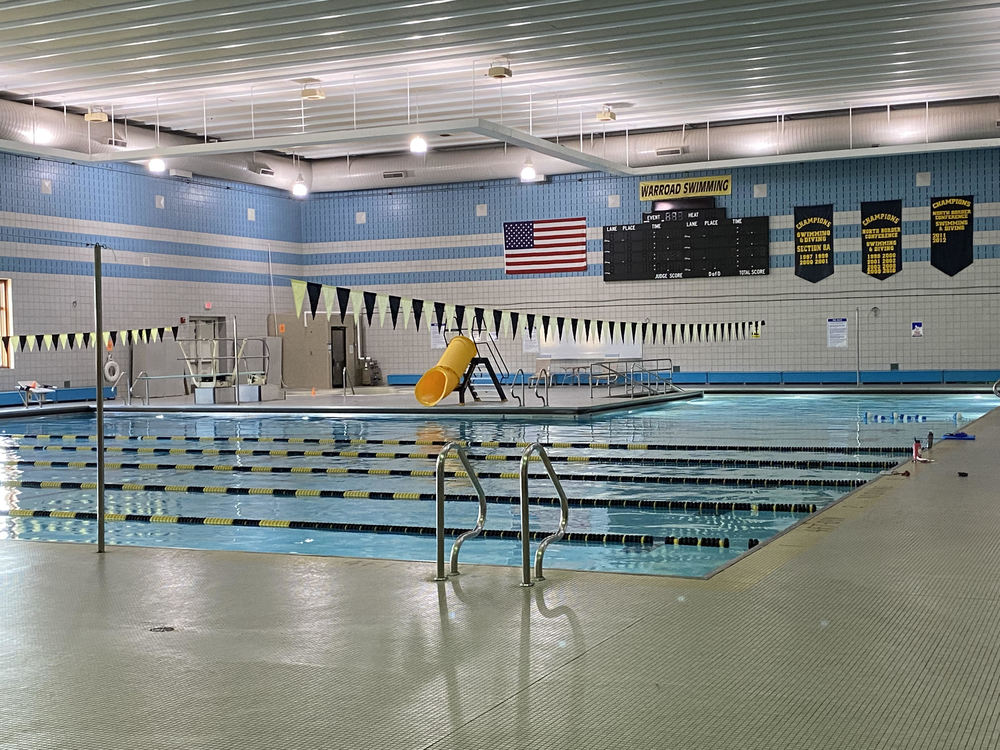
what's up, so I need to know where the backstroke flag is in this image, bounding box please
[503,216,588,274]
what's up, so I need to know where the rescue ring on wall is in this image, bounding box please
[103,359,121,383]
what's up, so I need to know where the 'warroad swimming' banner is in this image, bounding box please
[793,204,834,283]
[639,175,731,201]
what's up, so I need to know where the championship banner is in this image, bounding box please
[793,204,834,283]
[860,200,902,280]
[930,196,973,277]
[639,175,731,201]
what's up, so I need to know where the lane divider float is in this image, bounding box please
[1,508,731,548]
[4,432,913,455]
[7,455,866,488]
[0,475,818,514]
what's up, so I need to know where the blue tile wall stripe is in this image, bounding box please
[0,225,300,265]
[0,151,301,243]
[0,256,276,286]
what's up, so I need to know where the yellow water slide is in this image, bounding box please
[414,336,478,406]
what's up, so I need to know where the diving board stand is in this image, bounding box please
[456,357,507,405]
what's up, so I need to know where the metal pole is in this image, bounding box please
[93,243,106,553]
[434,443,452,581]
[518,446,534,586]
[855,306,861,387]
[233,315,240,405]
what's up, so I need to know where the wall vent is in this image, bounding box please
[655,146,687,156]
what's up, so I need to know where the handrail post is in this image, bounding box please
[518,442,570,585]
[532,446,569,581]
[518,445,534,586]
[434,442,488,580]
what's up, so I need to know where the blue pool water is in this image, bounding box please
[0,393,993,577]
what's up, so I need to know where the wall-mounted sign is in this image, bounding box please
[930,195,973,276]
[639,175,732,201]
[860,200,902,280]
[827,317,848,348]
[911,321,924,338]
[794,204,834,283]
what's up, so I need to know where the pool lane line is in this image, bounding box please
[6,433,913,455]
[1,469,818,514]
[0,508,730,548]
[7,458,866,488]
[8,443,892,473]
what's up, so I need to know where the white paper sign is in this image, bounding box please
[522,328,539,353]
[911,321,923,338]
[827,317,848,348]
[430,325,447,350]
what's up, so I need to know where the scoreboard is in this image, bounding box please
[603,209,769,281]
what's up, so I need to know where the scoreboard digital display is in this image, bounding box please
[603,210,769,281]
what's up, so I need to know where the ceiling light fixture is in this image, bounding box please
[300,86,325,100]
[409,134,428,154]
[291,173,308,197]
[83,108,108,123]
[147,157,166,173]
[487,58,513,79]
[596,105,616,122]
[520,158,536,182]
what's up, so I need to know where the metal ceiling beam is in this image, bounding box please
[467,120,633,176]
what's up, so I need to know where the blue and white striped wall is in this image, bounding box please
[1,146,998,386]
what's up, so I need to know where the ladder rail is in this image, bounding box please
[518,442,570,586]
[434,442,488,580]
[533,368,550,406]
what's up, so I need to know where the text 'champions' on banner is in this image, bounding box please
[793,204,834,283]
[930,196,974,277]
[860,200,902,280]
[638,175,732,201]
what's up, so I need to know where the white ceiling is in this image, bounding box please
[4,0,1000,160]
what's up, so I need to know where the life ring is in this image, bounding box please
[103,359,121,383]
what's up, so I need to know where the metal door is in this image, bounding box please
[330,326,347,387]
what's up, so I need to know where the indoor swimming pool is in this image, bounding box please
[0,393,993,578]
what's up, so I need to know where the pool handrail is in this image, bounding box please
[511,368,525,407]
[518,442,569,586]
[532,368,550,406]
[434,442,488,581]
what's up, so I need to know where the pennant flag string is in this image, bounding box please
[285,281,763,348]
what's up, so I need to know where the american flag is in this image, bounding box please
[503,217,588,274]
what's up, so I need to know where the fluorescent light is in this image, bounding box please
[291,173,309,197]
[147,157,166,173]
[520,158,536,182]
[409,134,428,154]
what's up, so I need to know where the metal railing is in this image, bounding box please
[589,357,678,398]
[993,378,1000,398]
[433,442,488,581]
[512,368,526,407]
[342,366,356,400]
[518,443,569,586]
[532,368,550,406]
[625,359,676,396]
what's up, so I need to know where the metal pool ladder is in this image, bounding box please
[518,443,570,586]
[433,442,488,581]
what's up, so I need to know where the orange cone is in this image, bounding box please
[311,387,316,397]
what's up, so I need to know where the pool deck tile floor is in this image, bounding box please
[1,403,999,748]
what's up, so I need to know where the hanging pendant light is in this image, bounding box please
[409,135,428,154]
[147,157,166,173]
[520,158,536,182]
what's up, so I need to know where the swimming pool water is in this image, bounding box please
[0,393,993,578]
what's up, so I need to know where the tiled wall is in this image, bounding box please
[301,149,1000,377]
[0,152,300,388]
[2,145,998,389]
